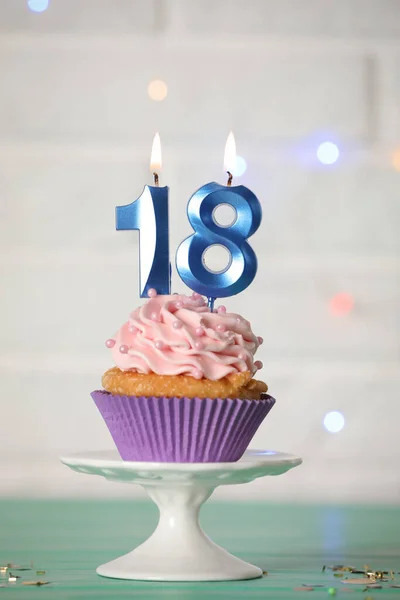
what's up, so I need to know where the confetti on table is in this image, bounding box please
[3,563,31,571]
[294,587,314,591]
[322,564,391,576]
[36,570,46,575]
[328,565,356,572]
[328,588,337,596]
[342,578,376,585]
[352,570,367,575]
[366,570,388,581]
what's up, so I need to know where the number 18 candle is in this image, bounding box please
[116,133,170,297]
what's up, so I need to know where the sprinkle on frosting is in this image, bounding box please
[107,294,262,381]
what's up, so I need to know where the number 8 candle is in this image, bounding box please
[176,133,262,309]
[116,133,170,297]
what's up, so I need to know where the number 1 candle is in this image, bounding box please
[116,133,171,297]
[176,132,262,309]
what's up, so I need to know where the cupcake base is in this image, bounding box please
[91,391,275,463]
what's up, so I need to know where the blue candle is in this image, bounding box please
[176,133,261,308]
[116,134,170,297]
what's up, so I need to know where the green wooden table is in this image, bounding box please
[1,499,399,598]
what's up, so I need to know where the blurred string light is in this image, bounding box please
[329,293,354,316]
[324,411,345,433]
[148,80,168,102]
[232,155,247,177]
[391,150,400,171]
[317,141,340,165]
[27,0,49,12]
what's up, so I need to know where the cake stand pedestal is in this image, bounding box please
[61,449,302,582]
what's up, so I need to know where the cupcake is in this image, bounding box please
[92,291,275,462]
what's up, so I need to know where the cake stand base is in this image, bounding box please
[97,485,261,581]
[61,449,302,582]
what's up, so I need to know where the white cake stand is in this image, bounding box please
[61,449,302,582]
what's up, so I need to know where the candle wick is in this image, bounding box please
[153,172,159,187]
[226,171,233,187]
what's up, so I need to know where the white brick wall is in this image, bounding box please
[169,0,400,39]
[1,0,399,501]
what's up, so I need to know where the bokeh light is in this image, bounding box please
[27,0,49,12]
[329,293,354,316]
[324,411,345,433]
[232,155,247,177]
[317,142,340,165]
[148,80,168,102]
[391,150,400,171]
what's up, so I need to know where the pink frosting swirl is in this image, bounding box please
[107,294,262,381]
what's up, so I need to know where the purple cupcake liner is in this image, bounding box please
[91,391,275,463]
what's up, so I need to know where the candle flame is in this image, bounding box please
[150,132,162,171]
[224,131,237,174]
